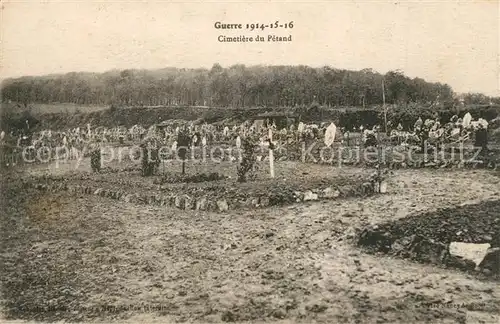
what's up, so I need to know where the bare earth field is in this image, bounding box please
[1,166,500,324]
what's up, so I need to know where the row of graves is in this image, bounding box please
[4,110,495,172]
[388,113,489,149]
[25,119,390,214]
[2,109,496,170]
[0,124,139,167]
[385,113,494,169]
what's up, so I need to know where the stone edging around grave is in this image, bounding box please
[282,157,498,170]
[24,180,380,213]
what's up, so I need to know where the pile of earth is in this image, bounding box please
[357,200,500,276]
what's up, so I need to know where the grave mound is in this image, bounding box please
[154,172,227,184]
[357,200,500,277]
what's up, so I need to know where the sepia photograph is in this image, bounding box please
[0,0,499,323]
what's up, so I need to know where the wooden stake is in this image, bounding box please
[269,128,275,178]
[382,79,387,134]
[377,130,381,193]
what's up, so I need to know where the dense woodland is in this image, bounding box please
[4,64,497,109]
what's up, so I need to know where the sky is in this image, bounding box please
[1,0,499,96]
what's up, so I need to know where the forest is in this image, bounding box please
[4,63,494,110]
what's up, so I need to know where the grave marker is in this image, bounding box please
[324,122,337,147]
[269,129,275,178]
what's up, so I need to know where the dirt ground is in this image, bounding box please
[20,159,375,204]
[1,168,500,324]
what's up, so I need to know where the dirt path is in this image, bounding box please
[1,169,499,323]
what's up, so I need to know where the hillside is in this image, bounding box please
[3,103,499,133]
[23,106,271,131]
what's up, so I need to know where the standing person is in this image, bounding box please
[90,139,102,173]
[474,123,488,157]
[343,128,350,146]
[140,138,160,177]
[363,128,377,148]
[194,131,202,146]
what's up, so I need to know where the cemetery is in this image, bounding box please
[2,2,500,320]
[1,107,500,323]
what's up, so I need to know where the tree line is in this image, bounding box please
[1,64,499,109]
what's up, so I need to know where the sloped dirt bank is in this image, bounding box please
[33,106,269,131]
[357,200,500,277]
